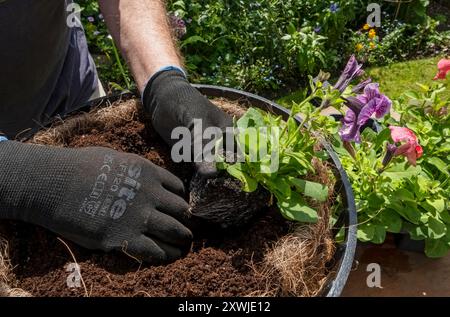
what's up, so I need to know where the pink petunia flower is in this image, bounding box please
[389,126,423,166]
[433,59,450,80]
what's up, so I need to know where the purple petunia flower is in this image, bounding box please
[340,109,361,143]
[352,78,372,94]
[314,26,322,33]
[87,16,95,23]
[330,3,339,13]
[357,83,392,119]
[334,55,364,93]
[339,83,392,143]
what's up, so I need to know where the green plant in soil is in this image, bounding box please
[216,83,337,223]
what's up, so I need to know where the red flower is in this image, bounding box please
[433,59,450,80]
[389,126,423,166]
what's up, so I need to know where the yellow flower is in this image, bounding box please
[368,29,376,39]
[356,43,364,52]
[363,23,370,30]
[369,42,376,49]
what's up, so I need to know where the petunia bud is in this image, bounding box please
[382,143,397,167]
[352,78,372,94]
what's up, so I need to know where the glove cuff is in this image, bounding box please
[142,66,187,111]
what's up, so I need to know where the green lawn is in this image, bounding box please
[277,56,450,107]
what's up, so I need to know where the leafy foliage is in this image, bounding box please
[216,102,331,223]
[78,0,445,94]
[170,0,358,92]
[350,17,450,66]
[310,75,450,257]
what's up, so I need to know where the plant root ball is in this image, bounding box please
[188,172,270,231]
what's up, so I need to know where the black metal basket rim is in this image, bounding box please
[76,84,358,297]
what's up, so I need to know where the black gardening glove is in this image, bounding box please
[142,70,233,178]
[0,141,192,263]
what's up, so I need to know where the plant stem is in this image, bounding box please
[110,38,132,90]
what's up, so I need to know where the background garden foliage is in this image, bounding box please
[78,0,449,94]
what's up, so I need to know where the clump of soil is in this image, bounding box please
[189,174,271,231]
[0,96,336,297]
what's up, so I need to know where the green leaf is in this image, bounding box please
[286,117,299,142]
[380,209,403,233]
[427,198,446,214]
[371,225,387,244]
[367,192,385,209]
[237,108,265,129]
[427,157,449,176]
[270,177,292,197]
[391,201,421,224]
[374,128,391,151]
[289,178,328,202]
[361,127,377,143]
[180,35,206,48]
[226,164,258,192]
[425,238,450,258]
[440,211,450,225]
[284,151,311,170]
[357,223,375,242]
[403,222,427,240]
[277,192,318,223]
[315,150,329,161]
[393,188,416,203]
[426,216,447,239]
[287,22,296,35]
[383,163,421,181]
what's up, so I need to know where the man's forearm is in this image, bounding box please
[99,0,182,92]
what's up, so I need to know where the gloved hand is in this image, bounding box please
[142,70,233,178]
[0,141,192,263]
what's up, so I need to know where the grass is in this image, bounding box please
[365,56,450,100]
[277,56,450,107]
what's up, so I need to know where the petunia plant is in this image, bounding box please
[216,104,331,224]
[296,55,450,257]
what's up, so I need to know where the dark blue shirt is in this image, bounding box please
[0,0,98,138]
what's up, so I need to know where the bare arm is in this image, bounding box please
[99,0,182,92]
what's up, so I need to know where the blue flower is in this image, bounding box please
[330,3,339,13]
[314,26,322,33]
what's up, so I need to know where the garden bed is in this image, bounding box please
[0,96,339,297]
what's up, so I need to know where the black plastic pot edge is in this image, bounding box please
[49,85,358,297]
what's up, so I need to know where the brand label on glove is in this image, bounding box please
[79,154,142,220]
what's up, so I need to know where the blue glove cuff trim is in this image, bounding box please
[141,65,187,100]
[156,65,187,78]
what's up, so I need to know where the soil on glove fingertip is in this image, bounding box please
[2,99,290,297]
